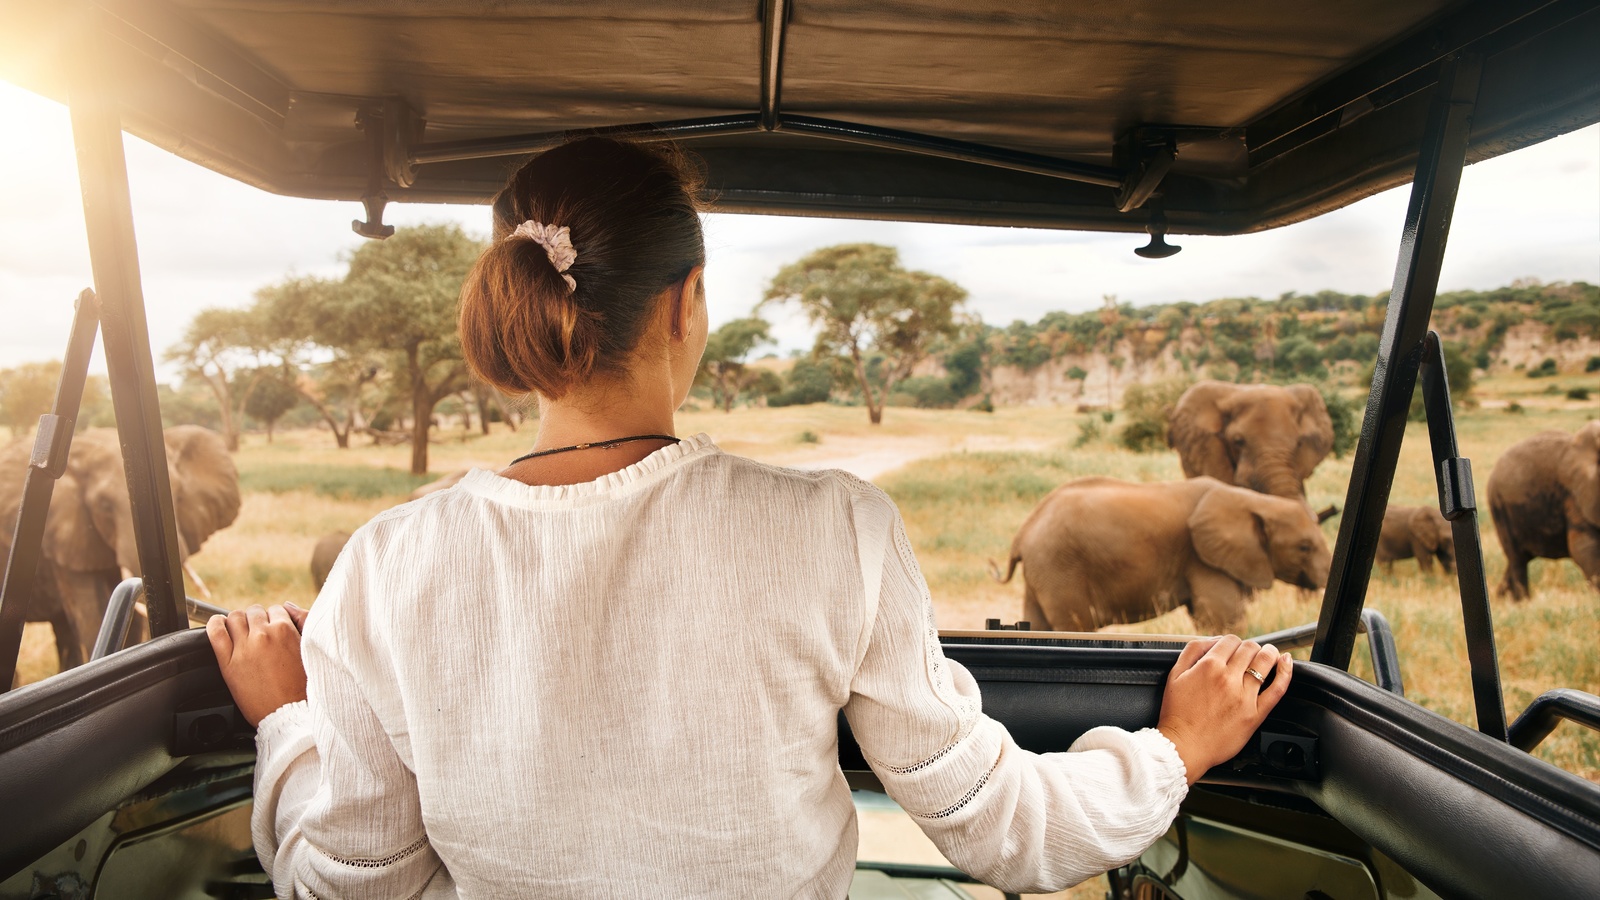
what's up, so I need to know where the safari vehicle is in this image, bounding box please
[1,1,1599,897]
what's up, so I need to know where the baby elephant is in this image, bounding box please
[993,476,1331,634]
[310,531,352,591]
[1376,505,1455,575]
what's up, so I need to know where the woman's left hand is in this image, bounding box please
[207,602,310,727]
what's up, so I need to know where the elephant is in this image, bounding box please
[1376,505,1455,575]
[1167,381,1334,500]
[311,531,351,591]
[0,426,240,670]
[992,476,1332,634]
[1486,422,1600,599]
[310,471,466,590]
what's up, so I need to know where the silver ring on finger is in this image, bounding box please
[1245,667,1267,684]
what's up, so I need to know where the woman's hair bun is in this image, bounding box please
[459,137,705,399]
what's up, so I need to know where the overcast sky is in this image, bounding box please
[1,79,1595,378]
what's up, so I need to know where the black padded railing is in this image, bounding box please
[1509,689,1600,753]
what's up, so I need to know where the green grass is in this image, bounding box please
[239,461,435,500]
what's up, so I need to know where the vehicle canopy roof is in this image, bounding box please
[2,1,1597,233]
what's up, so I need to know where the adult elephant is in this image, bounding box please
[0,426,240,670]
[1167,381,1334,500]
[992,476,1331,633]
[310,530,351,591]
[1376,505,1455,576]
[1487,422,1600,599]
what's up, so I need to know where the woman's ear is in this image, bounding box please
[670,266,706,342]
[1189,487,1276,590]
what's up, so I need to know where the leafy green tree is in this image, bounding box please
[763,244,966,424]
[252,275,378,449]
[244,369,302,442]
[164,306,279,451]
[698,317,773,412]
[0,361,62,438]
[334,224,483,473]
[766,358,835,407]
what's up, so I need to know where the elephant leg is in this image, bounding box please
[1499,548,1532,601]
[1022,587,1051,631]
[49,607,84,671]
[1413,543,1435,576]
[1568,526,1600,593]
[1188,567,1248,635]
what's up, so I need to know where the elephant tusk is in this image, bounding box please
[182,561,214,600]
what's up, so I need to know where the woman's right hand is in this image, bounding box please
[1157,635,1293,786]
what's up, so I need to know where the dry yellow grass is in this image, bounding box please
[11,393,1597,889]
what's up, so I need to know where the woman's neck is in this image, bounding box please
[500,371,682,487]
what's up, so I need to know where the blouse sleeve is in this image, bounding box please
[250,536,449,900]
[841,485,1189,895]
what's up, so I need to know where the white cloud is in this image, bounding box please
[1,79,1595,374]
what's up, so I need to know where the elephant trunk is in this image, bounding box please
[1241,450,1306,499]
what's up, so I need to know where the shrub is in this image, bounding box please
[970,394,995,413]
[1100,410,1115,423]
[1119,377,1193,453]
[1319,385,1362,457]
[1066,365,1088,381]
[798,430,820,444]
[1073,416,1102,448]
[1567,387,1590,401]
[894,375,960,409]
[1587,356,1600,373]
[1528,357,1559,378]
[1506,401,1525,414]
[766,358,834,407]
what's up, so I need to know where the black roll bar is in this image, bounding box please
[0,291,100,690]
[1313,55,1482,667]
[1508,689,1600,753]
[68,54,188,638]
[1254,609,1405,697]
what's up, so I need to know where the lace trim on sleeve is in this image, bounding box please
[913,746,1005,820]
[322,833,431,869]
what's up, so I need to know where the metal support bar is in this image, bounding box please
[69,61,188,639]
[1251,609,1405,696]
[758,0,789,131]
[1508,689,1600,752]
[410,112,1125,189]
[1420,331,1507,739]
[90,577,228,661]
[1312,53,1482,669]
[0,291,100,690]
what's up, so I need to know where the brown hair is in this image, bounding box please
[459,137,705,399]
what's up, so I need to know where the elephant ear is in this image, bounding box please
[1167,381,1237,482]
[1287,384,1335,479]
[1189,486,1275,591]
[164,426,241,555]
[1560,422,1600,526]
[42,472,118,572]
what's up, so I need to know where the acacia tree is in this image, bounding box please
[164,307,277,450]
[243,369,301,442]
[253,276,381,449]
[762,244,966,424]
[338,224,483,474]
[698,317,772,412]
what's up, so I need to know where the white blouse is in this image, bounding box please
[252,434,1187,899]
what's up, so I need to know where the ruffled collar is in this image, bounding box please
[456,433,717,508]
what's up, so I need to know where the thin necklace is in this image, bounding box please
[508,433,678,466]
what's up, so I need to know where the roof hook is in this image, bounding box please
[1135,205,1182,259]
[351,100,421,240]
[353,190,394,240]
